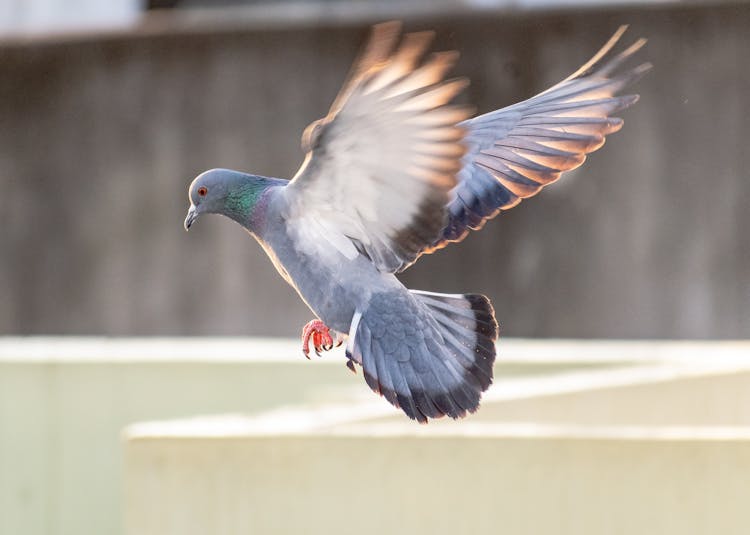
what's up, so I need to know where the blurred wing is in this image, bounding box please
[430,26,651,250]
[285,22,471,273]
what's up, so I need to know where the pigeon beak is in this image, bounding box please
[184,205,199,231]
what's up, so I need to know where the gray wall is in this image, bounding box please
[1,3,748,338]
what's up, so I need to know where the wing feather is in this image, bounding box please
[428,25,650,250]
[284,23,648,268]
[285,22,471,272]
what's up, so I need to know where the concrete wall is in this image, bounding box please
[1,3,748,337]
[126,434,750,535]
[124,355,750,535]
[0,338,359,535]
[0,336,627,535]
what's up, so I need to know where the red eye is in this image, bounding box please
[197,186,208,197]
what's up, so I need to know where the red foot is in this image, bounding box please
[301,319,341,358]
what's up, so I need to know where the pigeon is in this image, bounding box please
[184,23,649,423]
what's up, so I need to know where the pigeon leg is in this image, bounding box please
[301,319,342,358]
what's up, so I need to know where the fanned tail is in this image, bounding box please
[345,289,499,422]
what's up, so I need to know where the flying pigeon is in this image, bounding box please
[184,23,649,423]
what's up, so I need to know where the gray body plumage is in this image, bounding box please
[259,186,387,333]
[184,23,648,422]
[250,187,494,421]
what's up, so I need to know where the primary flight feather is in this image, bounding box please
[184,22,650,423]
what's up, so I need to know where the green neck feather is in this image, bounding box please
[222,182,262,221]
[225,184,258,214]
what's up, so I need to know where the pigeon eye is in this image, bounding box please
[197,186,208,197]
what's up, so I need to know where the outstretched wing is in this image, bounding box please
[284,22,471,273]
[430,26,651,250]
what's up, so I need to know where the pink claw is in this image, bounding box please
[301,319,335,358]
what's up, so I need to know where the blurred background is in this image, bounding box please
[1,0,747,339]
[1,1,750,535]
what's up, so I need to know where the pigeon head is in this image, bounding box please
[184,168,267,231]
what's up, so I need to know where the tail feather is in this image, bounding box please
[414,291,497,391]
[345,289,499,422]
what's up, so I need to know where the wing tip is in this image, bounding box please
[563,26,649,83]
[370,20,402,40]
